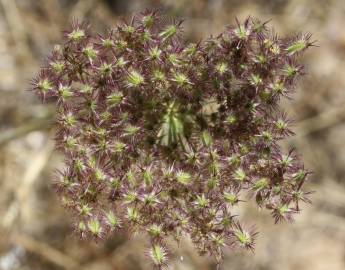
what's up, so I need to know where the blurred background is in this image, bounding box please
[0,0,345,269]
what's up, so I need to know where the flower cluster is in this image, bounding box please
[31,10,313,268]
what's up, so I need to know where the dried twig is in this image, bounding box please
[70,0,98,20]
[2,139,55,228]
[0,116,52,147]
[294,105,345,137]
[0,0,32,63]
[11,233,80,269]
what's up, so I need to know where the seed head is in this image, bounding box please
[31,12,313,268]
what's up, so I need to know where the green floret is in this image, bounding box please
[87,218,102,236]
[83,46,98,59]
[37,79,52,92]
[142,15,154,28]
[233,168,246,182]
[216,62,228,75]
[126,70,144,87]
[235,230,252,246]
[123,124,140,136]
[150,245,167,266]
[171,73,191,87]
[105,211,121,228]
[176,171,191,185]
[99,62,113,75]
[286,40,307,55]
[68,29,85,41]
[50,61,65,74]
[223,192,239,205]
[159,25,177,40]
[107,92,123,107]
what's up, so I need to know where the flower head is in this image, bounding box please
[31,12,312,268]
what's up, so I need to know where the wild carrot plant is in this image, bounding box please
[31,10,313,268]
